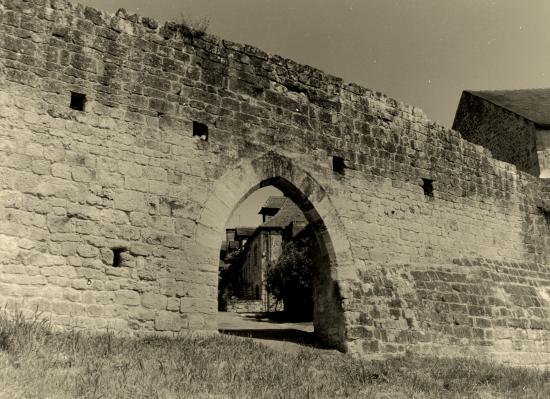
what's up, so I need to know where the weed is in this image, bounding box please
[0,306,50,357]
[176,12,210,39]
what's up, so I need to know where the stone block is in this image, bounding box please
[166,297,180,311]
[86,305,104,317]
[119,161,143,177]
[47,215,73,233]
[129,307,156,321]
[125,176,148,192]
[100,209,129,225]
[52,301,73,315]
[75,220,99,236]
[77,244,99,258]
[31,159,51,175]
[118,226,141,240]
[142,293,167,310]
[154,311,184,332]
[180,297,215,314]
[129,243,151,256]
[144,166,167,182]
[130,212,151,227]
[114,191,146,212]
[162,234,181,249]
[115,290,140,306]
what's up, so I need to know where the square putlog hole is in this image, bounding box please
[421,178,434,198]
[112,247,127,267]
[538,206,550,224]
[70,92,86,111]
[333,156,345,175]
[193,121,208,141]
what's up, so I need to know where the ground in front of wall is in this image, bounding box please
[217,311,336,354]
[1,311,550,398]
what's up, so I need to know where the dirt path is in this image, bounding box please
[217,312,338,354]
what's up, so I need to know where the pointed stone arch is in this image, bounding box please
[196,151,355,350]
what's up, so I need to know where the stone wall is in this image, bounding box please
[0,0,549,365]
[453,91,540,176]
[536,129,550,177]
[226,299,264,313]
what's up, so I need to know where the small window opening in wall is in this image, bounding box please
[193,121,208,141]
[538,206,550,224]
[422,178,434,198]
[112,248,127,267]
[333,156,345,175]
[70,92,86,111]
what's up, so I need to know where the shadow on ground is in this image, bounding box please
[219,328,333,349]
[241,312,312,324]
[218,312,334,350]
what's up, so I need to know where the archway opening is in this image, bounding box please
[216,178,342,350]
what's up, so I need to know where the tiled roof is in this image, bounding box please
[468,88,550,127]
[259,196,287,213]
[260,198,307,228]
[239,197,308,251]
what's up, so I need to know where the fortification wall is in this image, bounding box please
[536,129,550,177]
[0,0,549,365]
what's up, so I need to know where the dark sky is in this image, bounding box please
[81,0,550,127]
[79,1,550,227]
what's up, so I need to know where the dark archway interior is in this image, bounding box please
[217,177,343,350]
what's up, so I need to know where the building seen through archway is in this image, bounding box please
[219,189,316,322]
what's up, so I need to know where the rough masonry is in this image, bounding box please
[0,0,549,366]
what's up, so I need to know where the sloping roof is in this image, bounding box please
[468,88,550,127]
[258,196,287,214]
[239,197,308,253]
[260,198,307,228]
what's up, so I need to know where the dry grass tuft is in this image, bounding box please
[1,310,550,398]
[0,306,50,356]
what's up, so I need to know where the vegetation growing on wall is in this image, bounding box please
[177,12,211,38]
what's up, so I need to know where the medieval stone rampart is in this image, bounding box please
[0,0,548,365]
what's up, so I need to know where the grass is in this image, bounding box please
[1,309,550,398]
